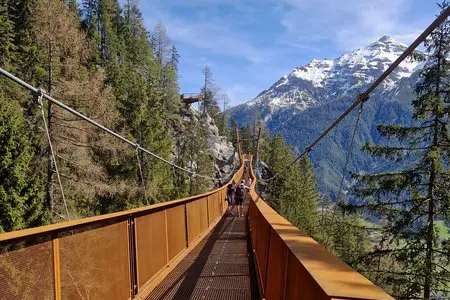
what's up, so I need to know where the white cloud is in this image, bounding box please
[137,0,438,106]
[140,3,275,64]
[278,0,428,51]
[224,83,261,106]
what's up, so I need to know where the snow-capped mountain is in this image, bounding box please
[227,36,424,198]
[231,36,422,124]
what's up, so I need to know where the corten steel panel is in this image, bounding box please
[255,211,270,291]
[59,221,130,300]
[207,195,214,227]
[219,190,223,213]
[248,185,393,300]
[166,205,186,261]
[284,250,328,300]
[221,190,225,213]
[187,200,201,244]
[0,239,54,300]
[213,192,220,221]
[265,231,289,300]
[199,197,208,232]
[210,193,217,223]
[249,202,258,247]
[147,205,258,300]
[136,210,168,289]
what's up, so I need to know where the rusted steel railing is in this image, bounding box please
[0,161,244,300]
[246,158,393,300]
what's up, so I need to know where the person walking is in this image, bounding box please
[235,180,249,217]
[226,183,235,216]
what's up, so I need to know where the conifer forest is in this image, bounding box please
[0,0,449,299]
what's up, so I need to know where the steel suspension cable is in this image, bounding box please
[263,6,450,182]
[322,103,364,248]
[37,90,71,221]
[335,103,364,205]
[0,67,221,182]
[135,145,148,203]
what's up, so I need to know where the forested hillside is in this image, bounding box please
[0,0,233,232]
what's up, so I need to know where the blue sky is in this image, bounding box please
[138,0,439,107]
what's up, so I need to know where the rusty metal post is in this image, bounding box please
[52,236,61,300]
[254,127,262,169]
[164,210,170,264]
[184,203,189,248]
[263,227,272,295]
[128,216,138,297]
[234,126,242,162]
[206,196,210,228]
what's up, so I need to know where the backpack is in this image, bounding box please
[227,184,233,195]
[236,185,245,198]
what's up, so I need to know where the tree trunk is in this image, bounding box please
[46,41,55,222]
[423,30,444,300]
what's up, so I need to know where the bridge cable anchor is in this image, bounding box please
[35,88,45,108]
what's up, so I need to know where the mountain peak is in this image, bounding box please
[365,35,407,52]
[378,35,396,43]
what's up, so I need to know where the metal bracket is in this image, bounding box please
[36,88,45,108]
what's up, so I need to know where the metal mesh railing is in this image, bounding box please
[0,239,54,300]
[246,157,393,300]
[0,161,245,300]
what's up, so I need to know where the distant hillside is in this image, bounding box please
[227,36,423,198]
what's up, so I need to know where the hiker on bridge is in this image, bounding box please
[235,180,250,217]
[226,183,236,216]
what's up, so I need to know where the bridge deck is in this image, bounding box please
[147,203,259,300]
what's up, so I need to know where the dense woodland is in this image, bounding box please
[0,0,449,299]
[0,0,227,231]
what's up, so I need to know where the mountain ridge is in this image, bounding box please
[227,35,423,197]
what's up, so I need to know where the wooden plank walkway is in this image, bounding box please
[146,203,259,300]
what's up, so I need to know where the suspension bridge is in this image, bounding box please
[0,6,449,300]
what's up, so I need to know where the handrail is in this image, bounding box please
[246,157,393,300]
[0,161,245,300]
[0,166,238,244]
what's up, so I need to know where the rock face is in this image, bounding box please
[227,36,425,198]
[203,113,237,178]
[174,108,237,182]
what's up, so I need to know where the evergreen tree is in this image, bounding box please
[117,3,174,204]
[200,66,221,118]
[33,0,91,221]
[351,3,450,298]
[0,90,48,232]
[229,119,238,147]
[263,134,321,236]
[216,91,230,137]
[0,0,220,230]
[150,22,180,115]
[279,156,320,236]
[239,124,253,154]
[266,134,291,211]
[0,0,16,68]
[175,114,214,196]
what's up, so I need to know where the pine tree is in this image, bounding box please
[116,3,174,204]
[266,134,291,211]
[200,66,221,118]
[0,0,16,68]
[279,156,320,236]
[352,3,450,298]
[0,90,48,232]
[239,124,253,154]
[33,0,90,221]
[215,91,230,137]
[175,114,214,196]
[150,22,180,115]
